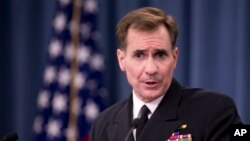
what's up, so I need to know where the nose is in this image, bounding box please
[144,58,157,75]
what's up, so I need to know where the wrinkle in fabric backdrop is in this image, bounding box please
[0,0,249,141]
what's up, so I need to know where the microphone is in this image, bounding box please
[124,118,141,141]
[0,133,18,141]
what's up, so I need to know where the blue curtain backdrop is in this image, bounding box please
[0,0,249,141]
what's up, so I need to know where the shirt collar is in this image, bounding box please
[132,90,164,119]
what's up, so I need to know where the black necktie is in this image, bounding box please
[136,105,150,140]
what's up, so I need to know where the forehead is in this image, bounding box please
[126,24,172,51]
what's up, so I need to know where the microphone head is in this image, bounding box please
[1,133,18,141]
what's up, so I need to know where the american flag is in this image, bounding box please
[33,0,107,141]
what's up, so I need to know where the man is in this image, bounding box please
[90,7,241,141]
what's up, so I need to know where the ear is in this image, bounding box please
[117,48,126,71]
[172,47,179,69]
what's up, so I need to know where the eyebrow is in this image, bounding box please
[133,49,145,54]
[154,48,168,52]
[153,48,168,55]
[132,48,168,54]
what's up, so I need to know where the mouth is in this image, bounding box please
[145,81,157,85]
[144,81,159,88]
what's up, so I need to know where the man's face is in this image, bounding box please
[117,24,178,102]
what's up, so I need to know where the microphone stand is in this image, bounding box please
[124,118,141,141]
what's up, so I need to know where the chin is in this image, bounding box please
[142,91,164,102]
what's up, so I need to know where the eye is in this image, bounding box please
[134,52,144,59]
[133,50,145,59]
[155,51,167,59]
[157,52,165,57]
